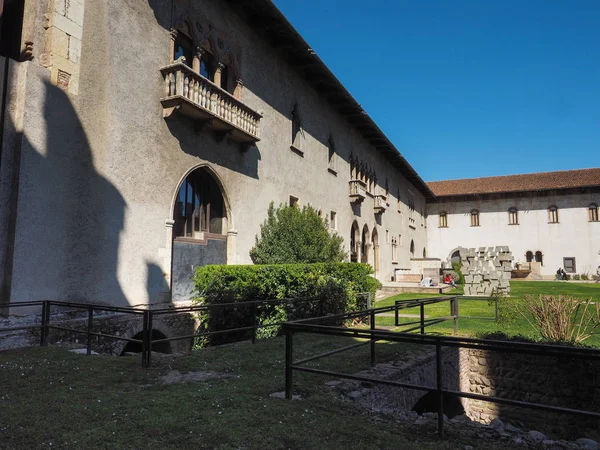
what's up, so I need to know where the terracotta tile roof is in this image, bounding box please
[427,168,600,197]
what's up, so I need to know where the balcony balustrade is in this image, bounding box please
[349,180,367,202]
[374,195,388,214]
[160,62,262,147]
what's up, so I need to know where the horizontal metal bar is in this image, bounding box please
[399,318,452,334]
[0,324,41,332]
[444,389,600,419]
[48,301,145,315]
[284,323,600,359]
[0,301,46,308]
[457,315,495,320]
[291,365,433,392]
[47,325,143,343]
[293,341,370,365]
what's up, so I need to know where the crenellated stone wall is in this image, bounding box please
[459,246,513,296]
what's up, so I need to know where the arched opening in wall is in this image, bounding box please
[371,228,379,276]
[361,225,370,264]
[120,330,172,355]
[535,251,543,265]
[412,391,465,419]
[525,251,533,263]
[173,167,227,238]
[451,250,461,265]
[410,240,415,257]
[171,166,229,301]
[350,220,360,262]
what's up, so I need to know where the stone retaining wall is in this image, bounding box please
[459,348,600,439]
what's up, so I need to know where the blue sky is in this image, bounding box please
[272,0,600,182]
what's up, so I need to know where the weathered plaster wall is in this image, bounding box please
[427,192,600,278]
[6,0,428,306]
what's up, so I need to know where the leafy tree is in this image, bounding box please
[250,202,346,264]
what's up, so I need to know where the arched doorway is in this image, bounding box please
[535,251,543,265]
[361,225,370,264]
[350,221,360,263]
[410,240,415,257]
[371,228,379,276]
[450,249,461,266]
[525,251,533,263]
[171,166,229,301]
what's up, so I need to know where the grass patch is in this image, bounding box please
[0,338,513,450]
[375,281,600,346]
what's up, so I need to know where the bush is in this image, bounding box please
[581,274,589,281]
[573,274,581,280]
[192,263,377,345]
[250,202,346,264]
[451,262,465,285]
[516,295,600,344]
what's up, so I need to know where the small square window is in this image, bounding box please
[289,196,298,207]
[330,211,337,230]
[563,257,576,273]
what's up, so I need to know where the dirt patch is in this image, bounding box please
[158,370,235,385]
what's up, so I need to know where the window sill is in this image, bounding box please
[290,145,304,157]
[409,225,416,230]
[508,223,519,226]
[327,167,337,176]
[470,225,480,227]
[392,261,398,265]
[438,226,448,228]
[548,222,559,224]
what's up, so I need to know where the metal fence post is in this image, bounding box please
[285,325,293,400]
[86,306,93,355]
[495,296,499,322]
[141,310,149,368]
[252,302,257,344]
[394,301,399,327]
[420,302,425,335]
[40,301,50,347]
[147,310,154,368]
[436,340,445,439]
[452,296,459,335]
[366,292,371,309]
[370,309,376,367]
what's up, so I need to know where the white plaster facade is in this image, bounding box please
[427,190,600,279]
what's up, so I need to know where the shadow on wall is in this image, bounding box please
[146,262,170,305]
[8,81,130,306]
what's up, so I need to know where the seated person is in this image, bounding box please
[443,274,457,288]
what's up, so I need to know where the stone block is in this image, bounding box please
[473,275,482,283]
[55,0,66,16]
[69,36,81,64]
[51,27,69,59]
[54,12,83,39]
[502,271,512,280]
[67,0,85,26]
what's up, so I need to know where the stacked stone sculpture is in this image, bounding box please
[458,246,513,296]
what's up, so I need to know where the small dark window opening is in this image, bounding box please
[291,103,302,149]
[410,240,415,257]
[173,33,194,67]
[525,251,533,263]
[200,51,215,81]
[0,0,25,60]
[220,64,228,91]
[563,257,576,273]
[535,251,543,265]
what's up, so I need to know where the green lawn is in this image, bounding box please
[374,281,600,346]
[0,338,510,450]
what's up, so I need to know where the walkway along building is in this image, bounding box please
[0,1,598,309]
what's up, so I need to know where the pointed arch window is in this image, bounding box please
[589,203,599,222]
[327,136,337,174]
[291,103,303,153]
[173,31,194,67]
[525,251,533,262]
[410,240,415,257]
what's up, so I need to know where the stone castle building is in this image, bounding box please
[0,0,598,308]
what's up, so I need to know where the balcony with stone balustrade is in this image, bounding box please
[160,62,262,149]
[349,180,367,203]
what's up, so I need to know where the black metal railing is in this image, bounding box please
[283,308,600,438]
[0,293,373,367]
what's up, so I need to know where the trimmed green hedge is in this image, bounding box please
[192,263,377,345]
